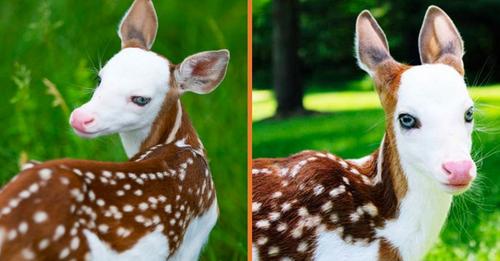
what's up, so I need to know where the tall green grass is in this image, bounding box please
[0,1,247,259]
[253,86,500,260]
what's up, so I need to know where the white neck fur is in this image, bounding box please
[377,160,453,261]
[119,127,152,158]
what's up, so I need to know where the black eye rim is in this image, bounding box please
[131,96,152,107]
[465,106,474,123]
[398,113,420,130]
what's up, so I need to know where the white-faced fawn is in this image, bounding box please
[252,6,476,261]
[0,0,229,260]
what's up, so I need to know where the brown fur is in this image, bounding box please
[379,239,402,261]
[252,147,407,260]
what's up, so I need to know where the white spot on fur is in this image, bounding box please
[33,211,48,223]
[269,212,280,221]
[252,202,262,212]
[268,246,279,256]
[39,169,52,180]
[297,241,308,252]
[329,185,346,197]
[255,220,270,229]
[314,184,325,195]
[53,225,65,241]
[321,201,333,212]
[38,238,50,250]
[256,236,268,245]
[18,222,28,234]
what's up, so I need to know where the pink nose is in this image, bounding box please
[442,160,474,186]
[70,109,95,133]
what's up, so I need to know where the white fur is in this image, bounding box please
[252,245,260,261]
[394,64,475,192]
[169,201,219,261]
[84,230,169,261]
[70,48,171,157]
[315,232,380,260]
[376,173,452,261]
[375,64,474,260]
[84,200,218,261]
[165,101,183,144]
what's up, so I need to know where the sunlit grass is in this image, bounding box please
[253,85,500,260]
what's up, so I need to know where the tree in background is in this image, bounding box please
[272,0,305,118]
[254,0,500,104]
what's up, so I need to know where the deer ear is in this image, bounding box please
[175,50,230,94]
[419,6,464,74]
[355,10,393,76]
[118,0,158,50]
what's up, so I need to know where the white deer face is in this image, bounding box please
[69,0,229,148]
[394,64,476,194]
[355,7,475,194]
[69,48,170,138]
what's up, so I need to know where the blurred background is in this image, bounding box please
[0,0,246,260]
[253,0,499,260]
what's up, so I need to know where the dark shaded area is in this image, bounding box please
[254,0,500,88]
[272,0,305,117]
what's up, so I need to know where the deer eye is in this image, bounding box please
[464,106,474,123]
[131,96,151,107]
[398,113,420,129]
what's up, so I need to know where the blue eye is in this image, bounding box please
[398,113,420,129]
[465,107,474,123]
[131,96,151,106]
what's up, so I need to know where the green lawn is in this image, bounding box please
[253,86,500,260]
[0,1,246,260]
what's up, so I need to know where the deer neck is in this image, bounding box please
[374,129,453,260]
[119,92,204,158]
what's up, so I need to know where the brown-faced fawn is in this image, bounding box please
[0,0,229,260]
[252,6,476,261]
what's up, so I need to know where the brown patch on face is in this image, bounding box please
[378,134,408,211]
[138,64,179,152]
[373,61,410,114]
[139,64,205,157]
[379,238,402,261]
[371,61,409,205]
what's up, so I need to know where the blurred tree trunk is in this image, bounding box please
[272,0,305,118]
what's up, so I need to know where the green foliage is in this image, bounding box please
[253,86,500,260]
[253,0,500,88]
[0,0,246,259]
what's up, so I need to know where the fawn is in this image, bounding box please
[0,0,229,260]
[252,6,475,261]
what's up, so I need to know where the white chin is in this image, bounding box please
[440,183,471,195]
[72,129,104,139]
